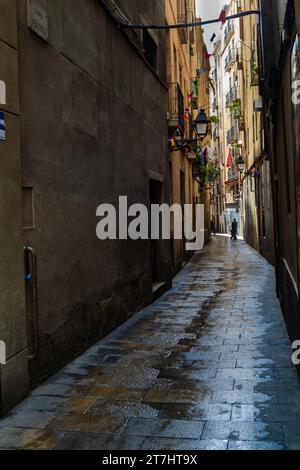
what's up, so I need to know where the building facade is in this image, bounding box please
[210,1,243,236]
[0,0,172,413]
[210,0,274,257]
[259,0,300,341]
[166,0,211,272]
[239,0,274,263]
[210,36,226,234]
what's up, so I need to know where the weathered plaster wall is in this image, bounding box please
[16,0,170,385]
[0,0,29,415]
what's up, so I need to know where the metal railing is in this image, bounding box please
[224,21,234,44]
[212,96,218,112]
[227,167,238,180]
[177,0,188,23]
[177,0,188,44]
[168,82,184,123]
[227,125,239,145]
[250,49,259,86]
[213,128,219,141]
[225,47,236,71]
[226,86,238,107]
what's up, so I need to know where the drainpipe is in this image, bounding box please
[24,246,39,361]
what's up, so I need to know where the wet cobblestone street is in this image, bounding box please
[1,236,300,450]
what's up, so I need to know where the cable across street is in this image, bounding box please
[100,1,260,30]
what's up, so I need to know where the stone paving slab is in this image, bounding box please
[1,236,300,450]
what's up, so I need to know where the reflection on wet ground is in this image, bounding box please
[1,236,300,450]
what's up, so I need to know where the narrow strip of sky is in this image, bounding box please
[196,0,224,49]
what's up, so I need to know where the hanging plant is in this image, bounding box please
[210,115,220,124]
[207,161,221,182]
[230,101,241,118]
[253,59,258,74]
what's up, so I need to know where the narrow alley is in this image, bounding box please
[1,237,300,451]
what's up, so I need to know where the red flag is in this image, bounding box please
[219,8,226,25]
[226,147,233,168]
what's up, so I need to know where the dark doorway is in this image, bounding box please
[180,171,186,262]
[149,179,163,285]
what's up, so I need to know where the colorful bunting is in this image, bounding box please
[219,7,227,25]
[168,89,200,152]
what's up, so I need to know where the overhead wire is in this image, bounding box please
[99,1,260,31]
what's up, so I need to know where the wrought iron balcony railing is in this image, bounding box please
[177,0,188,44]
[250,49,259,86]
[227,167,239,181]
[213,127,219,141]
[225,48,236,72]
[168,82,184,126]
[224,21,234,46]
[226,86,238,107]
[227,125,239,145]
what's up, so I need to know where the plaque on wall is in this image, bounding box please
[27,0,48,41]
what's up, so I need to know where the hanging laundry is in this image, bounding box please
[226,147,233,168]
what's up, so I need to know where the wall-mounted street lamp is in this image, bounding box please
[194,108,210,139]
[173,109,211,152]
[236,156,246,173]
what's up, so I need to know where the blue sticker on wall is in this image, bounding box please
[0,111,6,141]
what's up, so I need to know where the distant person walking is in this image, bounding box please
[211,220,216,236]
[231,219,238,240]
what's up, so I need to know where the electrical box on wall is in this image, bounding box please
[27,0,48,42]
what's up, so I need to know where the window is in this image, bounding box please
[143,29,158,72]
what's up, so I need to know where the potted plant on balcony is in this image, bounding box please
[229,101,241,119]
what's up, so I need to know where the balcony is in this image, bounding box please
[227,125,239,145]
[177,0,188,44]
[168,82,184,128]
[190,78,198,110]
[212,96,218,112]
[226,86,238,108]
[188,10,195,44]
[227,167,238,181]
[250,49,259,86]
[237,47,243,70]
[225,48,236,72]
[213,128,219,141]
[224,21,234,48]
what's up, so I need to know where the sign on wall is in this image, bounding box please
[27,0,49,41]
[0,112,6,141]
